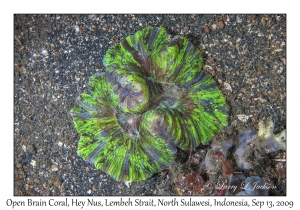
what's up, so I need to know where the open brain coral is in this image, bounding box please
[70,26,228,181]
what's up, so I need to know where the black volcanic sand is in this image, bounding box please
[14,14,286,196]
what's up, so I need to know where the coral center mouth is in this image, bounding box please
[116,112,142,138]
[143,78,187,109]
[116,81,187,137]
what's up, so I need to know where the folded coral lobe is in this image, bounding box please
[71,26,228,181]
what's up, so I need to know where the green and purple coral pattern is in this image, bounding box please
[70,26,228,181]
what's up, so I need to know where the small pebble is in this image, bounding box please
[223,82,232,92]
[22,145,27,152]
[237,114,250,123]
[124,181,131,188]
[221,159,234,178]
[216,20,225,29]
[74,25,79,34]
[186,172,204,192]
[258,97,267,103]
[50,164,59,172]
[204,25,210,33]
[30,160,36,169]
[183,25,190,34]
[210,24,217,31]
[236,15,243,23]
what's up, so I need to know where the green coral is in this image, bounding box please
[71,26,228,181]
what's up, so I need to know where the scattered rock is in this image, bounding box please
[216,20,225,29]
[53,179,61,187]
[30,160,36,169]
[186,172,204,192]
[237,114,250,123]
[223,82,232,92]
[182,25,190,34]
[50,164,59,172]
[204,24,210,33]
[258,97,267,103]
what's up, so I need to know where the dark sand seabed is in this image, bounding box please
[14,14,286,195]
